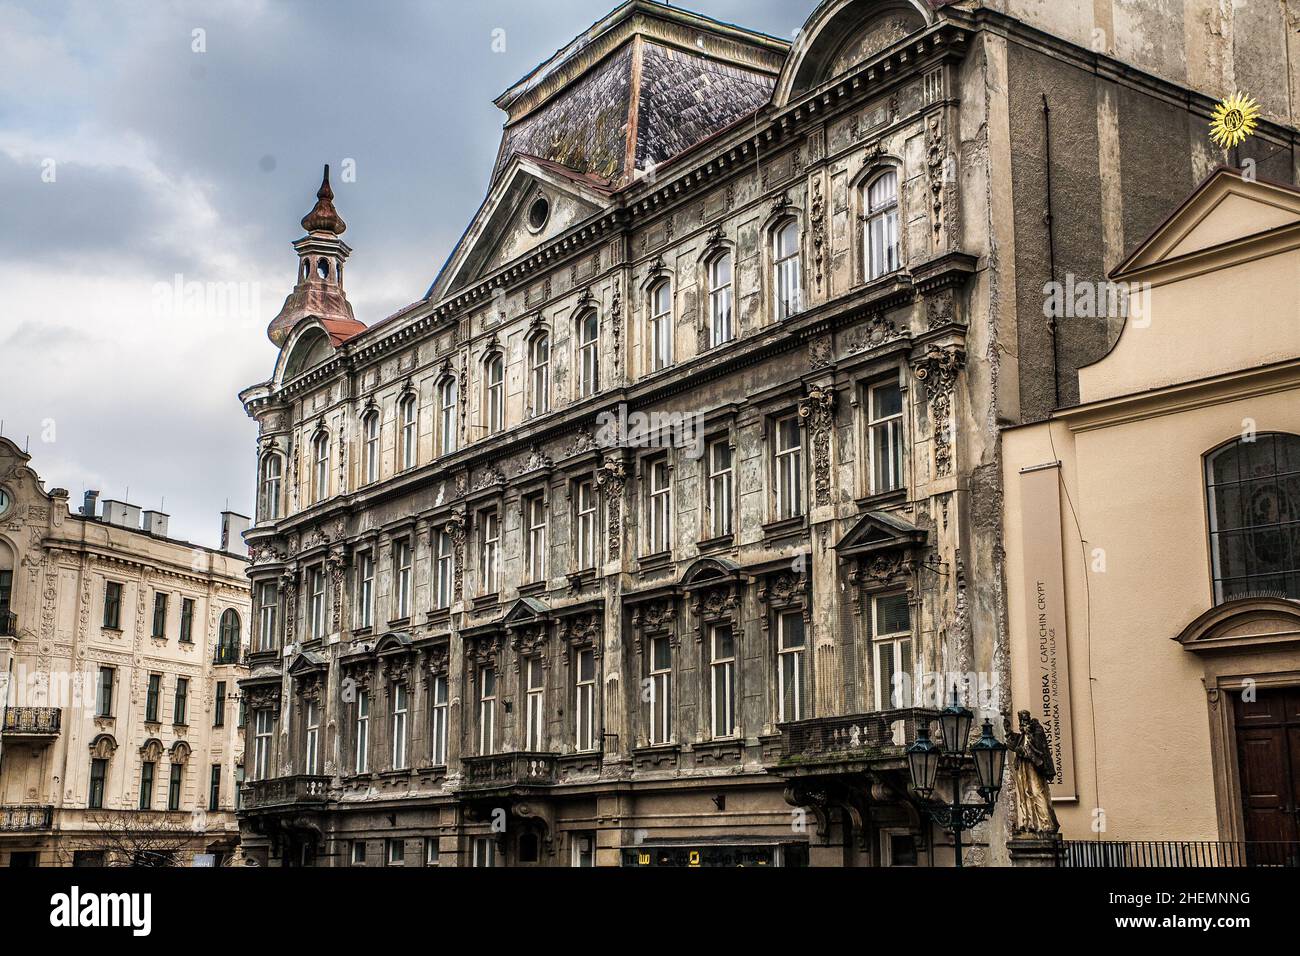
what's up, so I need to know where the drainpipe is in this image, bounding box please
[1042,93,1061,410]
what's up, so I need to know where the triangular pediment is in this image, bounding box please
[287,650,328,677]
[428,156,612,300]
[834,509,926,560]
[1112,167,1300,279]
[502,596,551,627]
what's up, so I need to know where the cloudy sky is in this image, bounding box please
[0,0,801,547]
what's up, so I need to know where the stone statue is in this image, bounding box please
[1003,710,1060,836]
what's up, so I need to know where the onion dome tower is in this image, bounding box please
[266,165,358,347]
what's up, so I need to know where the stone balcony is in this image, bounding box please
[0,805,54,832]
[461,752,558,791]
[776,707,941,777]
[240,774,331,811]
[212,643,243,666]
[2,707,62,741]
[0,611,15,637]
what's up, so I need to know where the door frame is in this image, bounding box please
[1175,597,1300,842]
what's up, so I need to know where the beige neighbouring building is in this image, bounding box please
[0,437,250,866]
[1002,167,1300,864]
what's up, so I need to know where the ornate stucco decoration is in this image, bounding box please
[326,548,346,633]
[474,465,507,491]
[595,458,626,562]
[445,510,466,602]
[912,345,966,478]
[798,384,836,507]
[518,446,553,476]
[811,174,827,293]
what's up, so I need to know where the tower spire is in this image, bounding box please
[265,164,359,347]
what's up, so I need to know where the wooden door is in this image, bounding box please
[1234,687,1300,864]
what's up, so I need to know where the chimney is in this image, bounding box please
[81,490,100,517]
[142,510,170,537]
[100,499,141,529]
[220,511,251,555]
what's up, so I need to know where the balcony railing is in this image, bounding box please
[0,805,54,831]
[0,611,15,637]
[461,752,558,790]
[2,707,62,736]
[778,707,941,767]
[1060,840,1300,868]
[240,774,331,810]
[212,644,242,666]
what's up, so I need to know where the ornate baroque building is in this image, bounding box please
[0,438,250,866]
[236,0,1300,866]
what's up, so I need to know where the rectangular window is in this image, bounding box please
[571,832,596,867]
[525,494,547,582]
[394,541,412,619]
[89,758,107,809]
[524,657,545,751]
[214,681,226,727]
[575,647,596,752]
[707,438,733,538]
[96,666,114,718]
[777,612,806,723]
[354,694,370,774]
[356,553,374,629]
[435,530,453,610]
[208,764,221,812]
[472,837,497,868]
[649,282,673,371]
[648,635,672,745]
[392,683,409,770]
[145,673,161,723]
[872,593,913,710]
[309,567,326,640]
[575,479,597,570]
[577,312,599,398]
[869,380,904,494]
[386,838,405,867]
[173,677,188,725]
[350,841,367,866]
[304,698,320,775]
[479,667,497,755]
[168,763,182,811]
[430,674,449,766]
[400,397,418,470]
[425,837,440,867]
[179,597,195,643]
[480,511,500,594]
[103,581,122,629]
[710,624,736,739]
[865,170,900,281]
[774,221,802,319]
[486,356,505,434]
[646,458,672,554]
[709,253,733,347]
[364,412,380,483]
[151,592,168,638]
[254,709,273,780]
[774,416,803,520]
[438,379,458,456]
[139,761,155,810]
[257,583,278,652]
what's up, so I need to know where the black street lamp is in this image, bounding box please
[905,685,1007,867]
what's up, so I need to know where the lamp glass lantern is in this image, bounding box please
[906,722,941,797]
[938,684,974,756]
[969,718,1007,801]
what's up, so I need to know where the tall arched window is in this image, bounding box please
[438,377,458,456]
[708,252,733,347]
[577,311,599,398]
[864,169,900,280]
[259,454,282,521]
[773,220,802,319]
[484,353,505,435]
[529,332,550,416]
[218,608,241,659]
[362,410,380,484]
[1206,433,1300,602]
[399,394,418,470]
[648,280,673,372]
[312,432,330,503]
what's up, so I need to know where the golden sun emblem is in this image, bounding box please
[1209,92,1260,149]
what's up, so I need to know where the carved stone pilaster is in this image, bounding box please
[912,345,966,479]
[798,384,836,507]
[445,510,466,602]
[595,458,626,562]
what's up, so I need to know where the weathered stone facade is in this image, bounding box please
[0,438,249,867]
[236,0,1300,866]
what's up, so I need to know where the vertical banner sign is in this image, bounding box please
[1019,463,1076,798]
